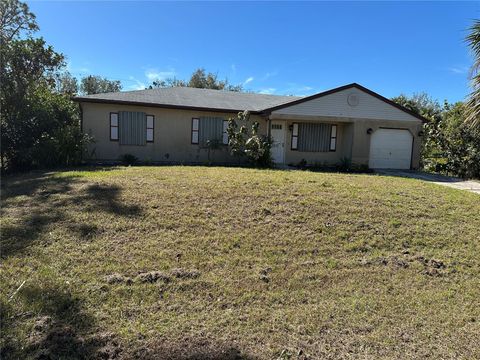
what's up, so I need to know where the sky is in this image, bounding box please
[27,1,479,103]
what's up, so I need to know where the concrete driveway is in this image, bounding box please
[375,170,480,195]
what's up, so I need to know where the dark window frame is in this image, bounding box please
[110,112,119,141]
[146,114,154,143]
[291,122,299,150]
[330,124,337,152]
[191,118,199,144]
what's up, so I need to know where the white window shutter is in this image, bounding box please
[330,138,336,151]
[292,123,299,136]
[292,136,298,149]
[110,127,118,140]
[192,118,199,131]
[146,129,154,142]
[110,113,118,126]
[192,131,199,144]
[146,115,154,129]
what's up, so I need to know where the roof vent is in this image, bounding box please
[347,93,359,107]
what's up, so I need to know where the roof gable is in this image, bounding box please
[266,83,427,123]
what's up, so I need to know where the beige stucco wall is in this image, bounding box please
[81,102,267,163]
[349,118,423,169]
[81,99,423,169]
[278,120,353,166]
[271,117,423,169]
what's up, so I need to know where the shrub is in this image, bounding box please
[226,111,272,167]
[119,154,138,166]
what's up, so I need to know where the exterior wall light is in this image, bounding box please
[418,130,424,137]
[367,128,373,134]
[289,124,294,132]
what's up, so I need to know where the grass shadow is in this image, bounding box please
[1,282,120,360]
[1,168,142,259]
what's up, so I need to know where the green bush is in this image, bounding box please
[119,154,138,166]
[226,111,272,167]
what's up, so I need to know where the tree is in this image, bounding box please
[226,111,272,167]
[0,0,38,42]
[466,19,480,127]
[55,71,79,95]
[392,94,480,178]
[80,75,122,95]
[149,68,243,92]
[0,0,90,171]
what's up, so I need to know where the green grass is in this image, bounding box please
[1,166,479,359]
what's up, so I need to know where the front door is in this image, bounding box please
[270,121,286,164]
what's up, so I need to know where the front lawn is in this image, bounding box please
[1,166,479,359]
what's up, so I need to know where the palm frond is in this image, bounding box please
[466,20,480,127]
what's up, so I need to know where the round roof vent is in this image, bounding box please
[347,93,359,107]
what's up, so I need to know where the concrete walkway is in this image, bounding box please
[375,170,480,195]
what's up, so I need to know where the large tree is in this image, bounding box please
[466,20,480,127]
[0,0,38,42]
[0,0,89,171]
[80,75,122,95]
[149,68,243,92]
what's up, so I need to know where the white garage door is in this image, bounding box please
[369,129,413,169]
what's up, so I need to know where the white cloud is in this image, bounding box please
[145,68,176,81]
[65,61,90,75]
[243,76,254,85]
[260,71,278,81]
[448,66,468,74]
[127,76,146,90]
[259,88,276,95]
[279,84,315,96]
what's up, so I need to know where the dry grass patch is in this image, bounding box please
[1,166,479,359]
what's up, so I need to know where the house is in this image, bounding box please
[73,83,426,169]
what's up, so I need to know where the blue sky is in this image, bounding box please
[28,1,478,102]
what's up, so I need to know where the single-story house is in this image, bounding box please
[73,83,427,169]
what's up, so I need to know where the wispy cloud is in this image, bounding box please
[127,76,146,90]
[259,88,276,95]
[145,68,176,81]
[260,71,278,81]
[243,76,254,85]
[231,64,237,73]
[448,66,469,75]
[65,61,90,76]
[279,84,315,96]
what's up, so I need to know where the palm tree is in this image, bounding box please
[466,20,480,127]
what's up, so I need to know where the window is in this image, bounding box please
[272,124,282,130]
[146,115,154,143]
[222,120,229,145]
[119,111,147,145]
[191,118,199,144]
[192,117,226,145]
[330,125,337,151]
[291,123,299,150]
[295,123,335,152]
[110,113,119,141]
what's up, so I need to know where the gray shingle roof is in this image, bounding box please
[74,87,303,112]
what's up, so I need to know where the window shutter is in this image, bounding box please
[291,123,298,150]
[110,113,119,141]
[330,125,337,151]
[119,111,147,145]
[297,123,331,152]
[191,118,199,144]
[146,115,154,142]
[222,120,229,145]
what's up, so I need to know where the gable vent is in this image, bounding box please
[347,93,359,107]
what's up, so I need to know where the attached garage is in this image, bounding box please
[368,129,413,169]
